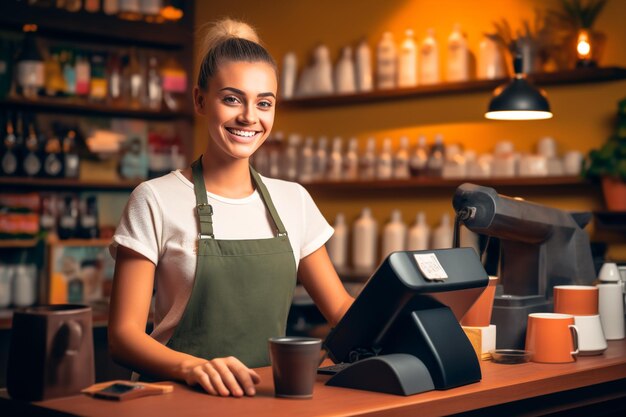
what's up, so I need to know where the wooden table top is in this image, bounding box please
[19,340,626,417]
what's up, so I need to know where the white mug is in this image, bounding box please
[574,315,607,355]
[598,283,625,340]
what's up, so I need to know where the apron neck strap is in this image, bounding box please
[191,156,288,238]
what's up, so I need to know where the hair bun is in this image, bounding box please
[199,18,260,60]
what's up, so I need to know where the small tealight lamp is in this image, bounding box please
[576,29,597,68]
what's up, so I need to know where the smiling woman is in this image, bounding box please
[106,18,353,399]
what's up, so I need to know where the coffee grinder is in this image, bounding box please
[452,183,596,348]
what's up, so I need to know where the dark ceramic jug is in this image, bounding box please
[7,304,95,401]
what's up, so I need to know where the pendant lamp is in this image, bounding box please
[485,53,552,121]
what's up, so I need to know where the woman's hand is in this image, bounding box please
[183,356,261,397]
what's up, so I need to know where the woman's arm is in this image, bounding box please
[297,245,354,326]
[108,246,260,397]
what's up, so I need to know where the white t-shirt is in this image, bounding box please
[110,170,333,345]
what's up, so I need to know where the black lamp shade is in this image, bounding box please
[485,77,552,120]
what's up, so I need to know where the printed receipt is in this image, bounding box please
[414,253,449,281]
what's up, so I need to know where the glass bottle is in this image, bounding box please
[118,0,143,21]
[43,129,64,178]
[89,52,108,103]
[64,0,82,12]
[44,52,66,97]
[126,48,144,108]
[23,120,42,177]
[327,137,343,181]
[61,49,76,96]
[376,138,393,180]
[78,195,99,239]
[1,115,19,176]
[141,0,164,23]
[161,56,187,111]
[16,24,44,99]
[409,135,429,177]
[298,136,315,183]
[343,137,359,181]
[427,133,445,177]
[147,56,163,110]
[58,195,78,240]
[84,0,100,13]
[398,29,418,88]
[393,136,410,179]
[40,194,57,238]
[283,133,301,181]
[75,53,91,98]
[313,136,328,180]
[13,113,26,176]
[108,52,123,106]
[359,137,376,180]
[63,129,80,178]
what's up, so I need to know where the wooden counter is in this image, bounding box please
[3,340,626,417]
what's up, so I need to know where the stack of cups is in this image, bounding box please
[553,285,607,355]
[597,263,626,340]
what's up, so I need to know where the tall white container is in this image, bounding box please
[393,136,410,179]
[327,137,344,180]
[355,38,373,92]
[398,29,418,88]
[478,35,506,80]
[407,211,430,251]
[344,137,359,180]
[381,210,407,260]
[334,46,356,94]
[327,213,348,269]
[446,24,470,82]
[280,52,297,99]
[420,28,440,85]
[598,282,625,340]
[353,208,378,270]
[376,32,397,90]
[431,213,452,249]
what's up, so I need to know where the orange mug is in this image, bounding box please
[553,285,599,316]
[525,313,579,363]
[461,276,498,327]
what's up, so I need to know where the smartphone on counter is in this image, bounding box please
[93,382,162,401]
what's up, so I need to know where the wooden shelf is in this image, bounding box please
[0,2,193,49]
[303,175,588,192]
[0,177,141,191]
[280,67,626,109]
[0,96,193,120]
[0,239,39,249]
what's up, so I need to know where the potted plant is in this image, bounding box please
[583,97,626,210]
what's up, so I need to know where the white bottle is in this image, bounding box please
[283,133,301,181]
[334,46,356,94]
[344,137,359,180]
[376,138,393,180]
[327,213,348,269]
[398,29,418,88]
[12,264,37,307]
[376,32,397,90]
[281,51,297,99]
[393,136,410,179]
[298,137,315,183]
[478,35,506,80]
[312,44,334,95]
[360,137,377,180]
[446,24,470,82]
[327,137,344,180]
[381,209,407,260]
[409,135,429,177]
[314,136,329,180]
[432,213,452,249]
[353,208,378,270]
[355,38,373,92]
[420,28,440,85]
[407,212,430,251]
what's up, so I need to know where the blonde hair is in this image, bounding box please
[197,18,276,88]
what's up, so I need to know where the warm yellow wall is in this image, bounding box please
[193,0,626,257]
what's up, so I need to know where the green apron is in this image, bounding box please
[166,156,297,368]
